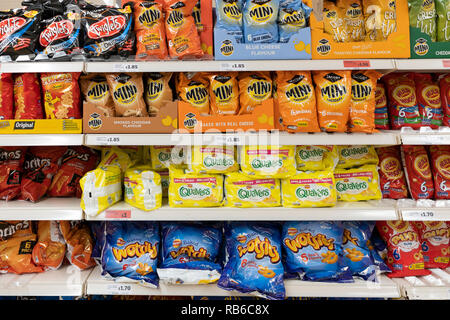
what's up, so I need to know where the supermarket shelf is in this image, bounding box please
[0,134,84,146]
[85,131,400,146]
[398,199,450,221]
[85,199,399,221]
[395,59,450,71]
[0,265,93,296]
[392,268,450,300]
[0,198,83,220]
[86,266,400,298]
[0,61,84,73]
[400,127,450,145]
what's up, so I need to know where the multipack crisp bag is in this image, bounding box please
[336,145,379,169]
[225,172,281,207]
[144,72,173,116]
[80,74,115,117]
[150,145,186,171]
[337,0,365,41]
[374,82,389,129]
[281,170,337,207]
[177,72,210,115]
[313,71,352,132]
[215,0,244,43]
[238,72,273,115]
[363,0,397,41]
[188,145,239,174]
[106,73,148,117]
[334,164,382,201]
[409,0,437,42]
[275,71,320,132]
[440,73,450,126]
[124,165,162,212]
[436,0,450,42]
[243,0,280,43]
[413,73,443,129]
[278,0,312,42]
[208,73,240,115]
[239,145,296,178]
[414,221,450,269]
[168,169,224,207]
[295,145,337,171]
[323,0,348,42]
[376,146,408,199]
[429,145,450,199]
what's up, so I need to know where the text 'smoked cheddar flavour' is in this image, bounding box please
[413,221,450,269]
[177,72,210,115]
[401,145,434,200]
[238,72,273,115]
[106,73,148,117]
[376,146,408,199]
[188,146,239,174]
[208,73,240,115]
[336,145,379,169]
[413,73,443,129]
[334,165,382,201]
[429,145,450,199]
[313,71,352,132]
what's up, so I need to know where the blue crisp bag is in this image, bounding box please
[216,0,244,43]
[90,221,105,265]
[368,227,391,273]
[278,0,312,42]
[158,222,223,284]
[243,0,280,43]
[101,222,160,287]
[282,221,345,282]
[218,222,285,300]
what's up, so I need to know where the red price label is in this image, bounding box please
[105,210,131,219]
[443,60,450,68]
[343,60,371,68]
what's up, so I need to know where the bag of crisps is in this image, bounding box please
[59,221,96,270]
[323,0,348,42]
[275,71,320,132]
[440,73,450,126]
[106,73,148,117]
[278,0,312,42]
[374,81,390,129]
[150,145,186,170]
[336,145,379,169]
[376,146,408,199]
[295,145,337,171]
[168,169,224,207]
[177,72,210,115]
[134,1,168,60]
[429,145,450,199]
[14,73,43,120]
[188,145,239,174]
[313,71,352,132]
[243,0,280,43]
[99,146,135,173]
[0,73,14,120]
[238,72,273,115]
[225,172,281,207]
[31,221,66,271]
[349,70,381,133]
[239,145,296,178]
[363,0,397,41]
[282,170,337,207]
[409,0,437,42]
[159,170,170,197]
[401,145,434,200]
[145,72,173,116]
[414,73,443,129]
[337,0,365,41]
[0,147,28,201]
[208,73,240,115]
[376,221,432,278]
[0,233,43,274]
[436,0,450,42]
[80,74,115,117]
[215,0,244,43]
[414,221,450,269]
[124,165,163,212]
[334,164,382,201]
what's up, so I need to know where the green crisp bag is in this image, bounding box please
[409,0,437,41]
[436,0,450,41]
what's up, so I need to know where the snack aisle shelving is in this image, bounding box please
[0,198,83,220]
[399,128,450,145]
[392,268,450,300]
[0,61,85,73]
[395,59,450,71]
[0,134,84,146]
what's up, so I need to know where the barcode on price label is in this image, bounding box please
[343,60,371,68]
[113,63,140,72]
[107,284,133,295]
[105,210,132,219]
[95,136,121,145]
[220,63,247,71]
[402,210,438,220]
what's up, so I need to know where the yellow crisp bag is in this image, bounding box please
[295,145,338,171]
[188,145,239,174]
[281,170,337,207]
[99,147,134,173]
[168,169,224,207]
[239,145,296,178]
[363,0,397,41]
[177,72,210,115]
[323,0,348,42]
[159,170,170,197]
[224,172,281,208]
[336,145,379,169]
[124,165,162,212]
[313,71,352,132]
[150,145,186,171]
[80,165,122,217]
[334,164,382,201]
[275,71,320,133]
[337,0,365,41]
[238,72,273,115]
[208,73,240,116]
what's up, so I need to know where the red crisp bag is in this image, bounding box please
[383,73,422,130]
[374,82,390,130]
[376,146,408,199]
[21,146,67,202]
[32,221,66,271]
[0,147,28,200]
[47,146,99,198]
[59,221,96,270]
[0,73,14,120]
[429,145,450,199]
[0,233,44,275]
[440,74,450,127]
[376,221,431,278]
[14,73,44,120]
[401,145,434,200]
[414,221,450,269]
[413,73,443,129]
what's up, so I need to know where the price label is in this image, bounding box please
[343,60,371,68]
[95,136,121,145]
[107,284,133,295]
[105,210,131,219]
[113,63,140,72]
[212,135,242,145]
[402,210,439,221]
[443,60,450,68]
[220,62,247,71]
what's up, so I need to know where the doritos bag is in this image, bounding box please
[376,221,431,278]
[238,72,272,115]
[134,1,168,60]
[313,71,352,132]
[337,0,365,41]
[80,74,115,117]
[414,221,450,269]
[363,0,397,41]
[0,147,27,201]
[145,72,173,116]
[376,146,408,199]
[208,73,240,115]
[349,70,381,133]
[401,145,434,200]
[48,146,99,198]
[414,73,443,129]
[14,73,43,120]
[0,233,43,274]
[41,72,81,119]
[106,73,148,117]
[21,146,67,202]
[0,220,33,242]
[440,73,450,126]
[177,72,210,114]
[374,81,390,129]
[0,74,14,120]
[59,221,96,270]
[323,0,348,42]
[429,145,450,199]
[31,221,66,271]
[275,71,320,133]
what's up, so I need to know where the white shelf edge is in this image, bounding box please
[0,198,83,220]
[0,134,84,146]
[392,268,450,300]
[395,59,450,71]
[0,61,85,74]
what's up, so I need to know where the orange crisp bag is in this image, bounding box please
[59,221,96,270]
[164,0,204,59]
[32,221,66,271]
[313,71,352,132]
[349,70,381,133]
[323,0,348,42]
[337,0,365,41]
[134,1,168,60]
[275,71,320,132]
[177,72,210,114]
[208,72,240,115]
[238,72,273,115]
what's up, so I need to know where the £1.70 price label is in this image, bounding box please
[107,284,133,295]
[402,210,442,220]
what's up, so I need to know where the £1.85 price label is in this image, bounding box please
[220,62,247,71]
[94,136,121,145]
[113,63,140,72]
